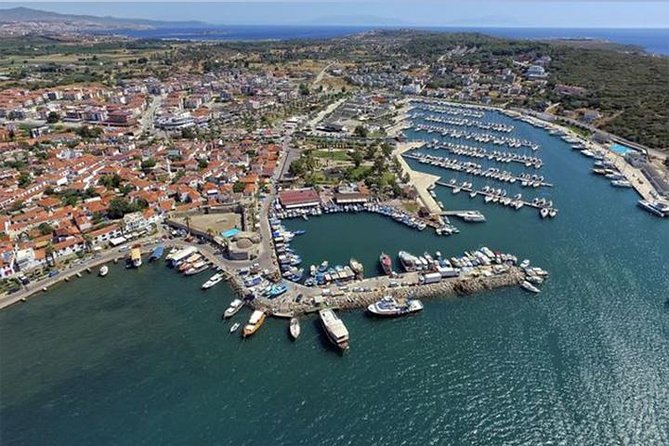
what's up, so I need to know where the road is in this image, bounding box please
[139,94,164,136]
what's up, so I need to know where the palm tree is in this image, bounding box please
[206,227,214,240]
[184,215,192,235]
[82,234,93,253]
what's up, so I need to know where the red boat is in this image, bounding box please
[379,252,393,276]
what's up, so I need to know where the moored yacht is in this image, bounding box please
[202,272,224,289]
[223,299,244,318]
[367,295,424,318]
[98,265,109,277]
[289,317,301,340]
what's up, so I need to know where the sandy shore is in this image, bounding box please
[394,141,442,214]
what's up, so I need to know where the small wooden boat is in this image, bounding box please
[289,317,301,340]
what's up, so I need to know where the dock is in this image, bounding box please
[435,181,557,214]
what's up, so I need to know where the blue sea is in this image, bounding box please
[114,26,669,55]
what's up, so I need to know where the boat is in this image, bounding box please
[611,179,632,188]
[242,310,266,337]
[367,295,424,317]
[318,261,329,272]
[379,252,393,276]
[540,207,550,219]
[202,272,224,289]
[98,265,108,277]
[268,282,288,298]
[349,258,364,277]
[149,245,164,262]
[521,281,541,294]
[637,200,669,217]
[319,309,349,351]
[223,299,244,318]
[129,244,142,268]
[398,250,418,272]
[229,322,240,333]
[184,260,209,276]
[289,317,301,340]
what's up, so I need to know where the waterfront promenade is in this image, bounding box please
[394,142,442,215]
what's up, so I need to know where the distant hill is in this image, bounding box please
[0,6,207,29]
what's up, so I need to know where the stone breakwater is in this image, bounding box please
[254,267,526,316]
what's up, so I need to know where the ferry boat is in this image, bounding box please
[202,272,224,289]
[637,200,669,217]
[149,245,164,262]
[289,317,301,340]
[319,309,349,351]
[243,310,266,337]
[98,265,109,277]
[367,295,424,318]
[229,322,240,333]
[379,252,393,276]
[223,299,244,318]
[349,258,364,277]
[521,281,541,294]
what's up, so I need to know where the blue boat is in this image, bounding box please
[149,245,164,262]
[269,282,288,298]
[292,229,306,236]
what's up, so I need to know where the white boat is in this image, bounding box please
[367,295,424,317]
[224,299,244,318]
[243,310,266,337]
[540,208,549,219]
[289,317,301,340]
[521,281,541,294]
[229,322,240,333]
[319,309,349,351]
[98,265,109,277]
[202,272,224,289]
[611,179,632,188]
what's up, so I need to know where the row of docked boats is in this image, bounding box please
[422,141,543,169]
[413,113,514,133]
[269,217,305,282]
[321,202,429,231]
[304,259,361,287]
[410,153,548,188]
[591,159,634,188]
[413,124,539,150]
[165,246,213,276]
[519,259,550,294]
[410,101,486,118]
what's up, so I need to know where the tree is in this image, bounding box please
[299,83,310,96]
[45,242,55,267]
[351,150,364,168]
[18,172,32,188]
[99,173,122,189]
[353,125,369,138]
[141,158,156,173]
[184,215,192,235]
[198,158,209,169]
[46,111,60,124]
[233,181,246,193]
[181,127,196,139]
[108,198,134,219]
[76,126,103,139]
[37,223,54,236]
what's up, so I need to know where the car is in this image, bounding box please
[48,270,60,278]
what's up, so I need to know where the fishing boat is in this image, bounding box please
[521,281,541,294]
[379,252,393,276]
[319,309,349,351]
[243,310,266,337]
[126,244,142,268]
[367,295,424,318]
[149,245,164,262]
[184,260,208,276]
[349,258,364,277]
[98,265,109,277]
[289,317,301,340]
[318,261,329,272]
[229,322,240,333]
[202,272,224,289]
[223,299,244,318]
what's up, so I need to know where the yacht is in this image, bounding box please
[223,299,244,318]
[398,250,418,272]
[521,281,541,294]
[349,258,364,277]
[289,317,301,340]
[611,179,632,188]
[202,272,224,289]
[637,200,669,217]
[367,295,424,318]
[319,309,349,351]
[540,208,550,219]
[243,310,266,337]
[98,265,109,277]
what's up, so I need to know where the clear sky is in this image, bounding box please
[3,1,669,28]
